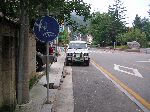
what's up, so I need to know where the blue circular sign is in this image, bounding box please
[33,16,59,43]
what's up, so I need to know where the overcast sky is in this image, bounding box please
[83,0,150,27]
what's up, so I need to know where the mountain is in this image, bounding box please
[70,12,90,27]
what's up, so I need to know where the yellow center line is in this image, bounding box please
[91,59,150,110]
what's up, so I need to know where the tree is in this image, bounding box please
[117,28,147,47]
[133,14,143,30]
[63,0,91,31]
[0,0,20,18]
[89,0,127,46]
[1,0,91,29]
[108,0,127,42]
[141,18,150,41]
[133,15,150,41]
[89,12,112,45]
[59,29,69,45]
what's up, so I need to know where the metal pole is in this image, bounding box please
[114,42,116,50]
[46,8,50,103]
[56,37,58,56]
[46,42,50,103]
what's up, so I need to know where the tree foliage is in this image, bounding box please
[108,0,127,42]
[141,18,150,41]
[89,12,112,45]
[0,0,91,29]
[133,14,143,30]
[59,29,69,44]
[0,0,20,19]
[89,0,127,46]
[117,28,147,47]
[133,15,150,41]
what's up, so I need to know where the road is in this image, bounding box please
[72,48,150,112]
[55,48,150,112]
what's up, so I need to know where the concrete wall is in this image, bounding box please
[0,17,18,111]
[1,36,16,110]
[0,34,3,108]
[0,17,36,111]
[140,48,150,54]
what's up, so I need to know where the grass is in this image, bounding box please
[29,76,38,89]
[116,45,129,50]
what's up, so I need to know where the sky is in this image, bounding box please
[83,0,150,27]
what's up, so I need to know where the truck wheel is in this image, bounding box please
[86,62,89,66]
[84,61,89,66]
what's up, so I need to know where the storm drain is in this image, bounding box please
[43,83,54,89]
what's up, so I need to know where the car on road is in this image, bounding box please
[65,41,90,66]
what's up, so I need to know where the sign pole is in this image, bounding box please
[33,13,59,104]
[46,9,50,103]
[46,42,50,103]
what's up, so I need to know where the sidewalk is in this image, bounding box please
[15,51,65,112]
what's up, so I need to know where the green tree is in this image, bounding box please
[141,18,150,41]
[108,0,127,42]
[133,15,150,41]
[117,28,147,47]
[0,0,20,18]
[133,14,143,30]
[89,12,112,45]
[89,0,127,46]
[59,29,69,45]
[89,12,109,44]
[0,0,91,29]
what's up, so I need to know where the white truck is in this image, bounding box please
[65,41,90,66]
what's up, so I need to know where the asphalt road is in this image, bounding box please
[72,48,150,112]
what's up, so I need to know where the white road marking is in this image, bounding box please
[114,64,143,78]
[89,50,112,53]
[137,59,150,63]
[92,62,149,112]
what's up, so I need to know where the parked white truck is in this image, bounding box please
[65,41,90,66]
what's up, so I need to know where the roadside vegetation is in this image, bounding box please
[77,0,150,49]
[1,0,150,48]
[0,0,91,30]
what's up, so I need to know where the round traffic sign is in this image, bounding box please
[33,16,59,43]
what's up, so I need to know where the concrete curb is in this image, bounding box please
[53,66,74,112]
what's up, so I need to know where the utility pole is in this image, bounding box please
[18,0,29,104]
